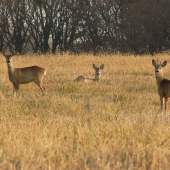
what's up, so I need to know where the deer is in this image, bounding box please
[152,59,170,112]
[3,51,46,96]
[74,64,104,82]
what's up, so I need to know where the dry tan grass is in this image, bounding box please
[0,52,170,169]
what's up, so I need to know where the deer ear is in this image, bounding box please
[3,51,7,57]
[93,64,97,69]
[11,51,17,57]
[152,59,156,67]
[100,64,104,69]
[161,61,167,67]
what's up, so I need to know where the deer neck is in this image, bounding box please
[7,63,15,80]
[155,73,164,86]
[94,75,100,82]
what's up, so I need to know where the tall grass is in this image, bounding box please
[0,52,170,169]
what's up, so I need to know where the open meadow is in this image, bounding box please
[1,52,170,169]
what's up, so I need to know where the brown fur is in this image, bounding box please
[74,64,104,82]
[3,51,46,95]
[152,59,169,112]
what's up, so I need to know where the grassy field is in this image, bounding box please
[0,52,170,169]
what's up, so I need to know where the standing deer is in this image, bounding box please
[152,59,170,112]
[74,64,104,82]
[3,51,46,95]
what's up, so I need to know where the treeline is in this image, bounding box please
[1,0,170,55]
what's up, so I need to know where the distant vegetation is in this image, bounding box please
[1,0,170,55]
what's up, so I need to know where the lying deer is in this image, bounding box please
[152,59,170,112]
[3,51,46,95]
[74,64,104,82]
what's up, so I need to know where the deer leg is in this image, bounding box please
[12,82,20,97]
[41,85,46,92]
[165,97,168,113]
[39,85,45,95]
[160,96,163,112]
[16,84,20,93]
[13,85,16,95]
[34,80,45,95]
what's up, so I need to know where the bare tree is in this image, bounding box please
[28,0,53,53]
[1,0,170,55]
[121,0,170,54]
[1,0,30,53]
